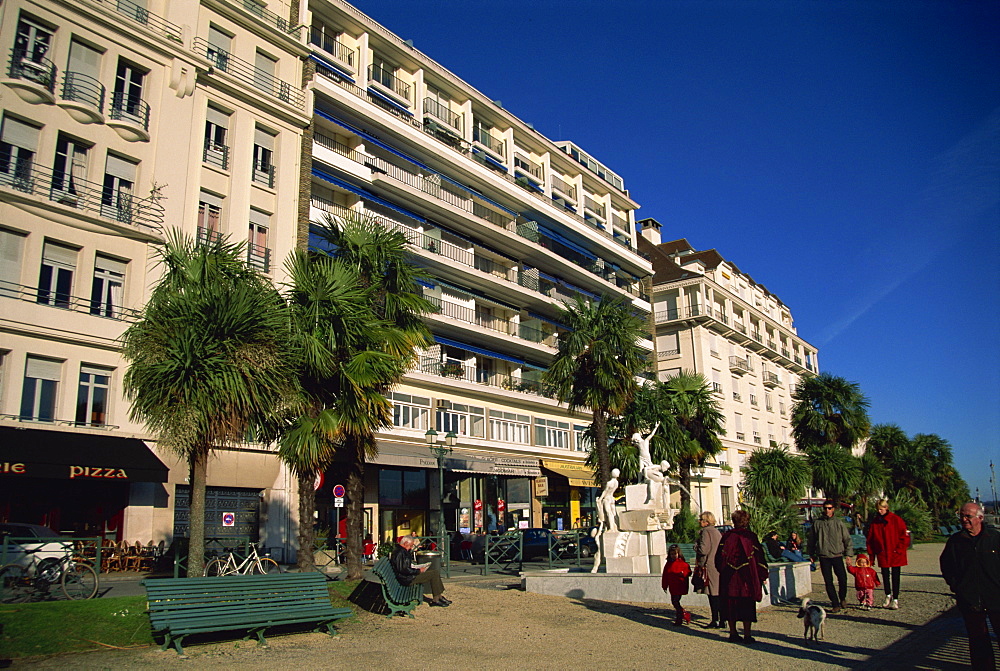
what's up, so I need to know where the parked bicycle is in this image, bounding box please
[0,547,99,602]
[203,542,281,576]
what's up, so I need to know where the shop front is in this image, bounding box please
[539,459,599,530]
[0,425,168,540]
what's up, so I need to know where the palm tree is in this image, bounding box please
[660,372,726,512]
[310,213,432,580]
[912,433,958,523]
[791,372,871,452]
[276,250,402,571]
[806,444,861,507]
[866,423,909,462]
[743,445,811,502]
[121,230,291,577]
[543,295,647,486]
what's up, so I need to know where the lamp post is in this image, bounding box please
[425,429,456,549]
[691,464,706,513]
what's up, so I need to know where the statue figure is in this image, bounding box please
[596,468,621,534]
[632,423,660,474]
[644,460,671,509]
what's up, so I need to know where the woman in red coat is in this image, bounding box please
[866,498,909,610]
[715,509,769,644]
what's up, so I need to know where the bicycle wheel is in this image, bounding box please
[253,558,281,575]
[0,564,30,603]
[204,558,231,577]
[61,562,98,600]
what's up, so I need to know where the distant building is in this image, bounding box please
[638,218,818,519]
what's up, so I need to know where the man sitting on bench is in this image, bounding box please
[390,535,451,607]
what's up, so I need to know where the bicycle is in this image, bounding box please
[0,547,99,602]
[203,542,281,576]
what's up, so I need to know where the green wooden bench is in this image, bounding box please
[144,573,352,655]
[370,557,424,618]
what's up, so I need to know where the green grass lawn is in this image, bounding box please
[0,580,361,660]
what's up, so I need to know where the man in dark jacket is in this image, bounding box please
[390,535,450,607]
[808,500,853,613]
[940,501,1000,669]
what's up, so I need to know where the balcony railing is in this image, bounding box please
[514,153,543,181]
[711,382,723,395]
[417,357,554,399]
[203,142,230,169]
[253,161,275,187]
[729,356,752,374]
[197,226,223,245]
[763,371,780,387]
[0,153,163,232]
[109,90,150,130]
[423,97,462,133]
[60,71,105,110]
[194,38,304,109]
[550,174,576,201]
[247,241,271,272]
[0,280,140,321]
[583,196,605,219]
[472,126,505,158]
[657,349,680,359]
[7,49,56,92]
[1,413,120,429]
[239,0,299,34]
[368,64,411,103]
[310,32,356,68]
[423,294,549,345]
[732,392,742,402]
[103,0,182,41]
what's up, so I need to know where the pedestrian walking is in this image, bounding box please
[866,498,909,609]
[846,553,881,610]
[940,501,1000,670]
[716,509,769,644]
[695,510,724,628]
[808,499,853,613]
[662,544,691,626]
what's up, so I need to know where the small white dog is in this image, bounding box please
[797,598,826,642]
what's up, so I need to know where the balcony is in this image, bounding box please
[583,195,606,221]
[310,32,356,72]
[423,97,462,137]
[102,0,182,42]
[197,226,223,245]
[416,356,554,399]
[203,141,230,170]
[550,174,577,203]
[711,382,723,396]
[253,160,275,188]
[0,280,140,321]
[0,153,164,233]
[749,394,758,407]
[1,413,119,430]
[4,49,56,104]
[423,294,550,346]
[107,90,150,142]
[368,64,411,106]
[238,0,300,35]
[763,371,781,388]
[247,240,271,272]
[657,349,680,359]
[472,125,505,161]
[194,38,304,109]
[732,392,742,402]
[735,432,745,441]
[57,72,105,123]
[729,356,752,375]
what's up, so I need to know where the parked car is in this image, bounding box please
[518,528,597,560]
[0,523,72,567]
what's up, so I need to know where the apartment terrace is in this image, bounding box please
[416,356,555,400]
[194,38,305,110]
[1,282,141,321]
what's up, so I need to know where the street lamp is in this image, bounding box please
[690,464,706,513]
[426,429,456,549]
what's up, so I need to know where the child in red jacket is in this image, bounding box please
[846,553,881,610]
[661,544,692,625]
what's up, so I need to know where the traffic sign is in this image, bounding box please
[334,497,344,508]
[333,484,346,498]
[222,512,235,527]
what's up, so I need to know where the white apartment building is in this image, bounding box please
[0,0,309,556]
[638,219,818,521]
[0,0,651,560]
[304,0,651,543]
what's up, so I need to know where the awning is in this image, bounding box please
[309,54,355,82]
[371,442,540,476]
[311,166,426,223]
[433,335,525,365]
[366,87,415,117]
[541,459,598,487]
[315,108,429,169]
[0,426,168,482]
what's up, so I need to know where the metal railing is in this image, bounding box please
[368,64,411,103]
[238,0,299,34]
[203,142,230,169]
[109,90,150,130]
[103,0,182,41]
[481,529,591,575]
[583,196,605,219]
[1,279,141,320]
[196,226,223,245]
[60,71,105,110]
[473,126,505,158]
[763,371,781,387]
[423,97,462,132]
[194,37,304,109]
[514,153,543,181]
[417,357,555,399]
[252,161,275,187]
[7,49,56,92]
[0,153,164,232]
[729,356,753,374]
[310,32,356,68]
[0,413,121,430]
[247,241,271,272]
[424,294,549,344]
[657,349,680,358]
[550,174,576,201]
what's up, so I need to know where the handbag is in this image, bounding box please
[692,567,705,592]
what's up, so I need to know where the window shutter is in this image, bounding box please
[104,154,137,180]
[95,254,127,275]
[206,106,229,128]
[68,40,101,78]
[1,117,40,150]
[26,357,62,381]
[254,127,275,149]
[42,241,78,268]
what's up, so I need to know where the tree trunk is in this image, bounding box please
[677,457,692,512]
[187,450,208,578]
[592,408,609,486]
[297,471,316,572]
[344,438,365,580]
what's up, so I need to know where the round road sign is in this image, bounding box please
[333,484,346,498]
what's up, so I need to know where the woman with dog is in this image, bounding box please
[716,509,769,644]
[695,511,724,628]
[866,498,909,610]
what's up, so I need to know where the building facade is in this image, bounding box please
[638,219,818,521]
[1,0,652,560]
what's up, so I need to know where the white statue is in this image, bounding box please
[633,423,660,474]
[596,468,621,534]
[644,460,671,509]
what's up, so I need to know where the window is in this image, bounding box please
[76,364,111,426]
[252,127,275,187]
[734,413,744,442]
[658,367,681,383]
[390,392,430,430]
[720,486,732,521]
[489,410,530,444]
[37,240,77,307]
[203,106,229,169]
[101,154,137,222]
[20,356,61,421]
[52,134,89,203]
[309,19,351,66]
[573,424,592,452]
[64,40,102,107]
[765,392,773,412]
[247,209,270,271]
[378,468,427,508]
[731,378,741,402]
[370,54,396,90]
[197,191,223,241]
[436,401,484,438]
[13,15,53,84]
[206,25,231,72]
[534,417,570,449]
[0,116,39,191]
[90,254,126,317]
[711,369,722,395]
[0,228,26,296]
[112,59,146,124]
[752,418,761,444]
[253,50,277,94]
[657,331,679,356]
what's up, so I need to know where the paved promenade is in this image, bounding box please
[12,541,993,669]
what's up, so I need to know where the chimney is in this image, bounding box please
[638,217,662,246]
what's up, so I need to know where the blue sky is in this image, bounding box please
[355,0,1000,500]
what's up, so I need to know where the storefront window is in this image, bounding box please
[378,468,428,507]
